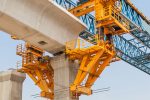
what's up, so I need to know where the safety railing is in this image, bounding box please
[66,38,94,51]
[111,6,130,30]
[16,44,24,56]
[16,61,22,70]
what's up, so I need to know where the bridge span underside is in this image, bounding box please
[0,0,86,54]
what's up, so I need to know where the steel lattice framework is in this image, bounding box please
[54,0,150,75]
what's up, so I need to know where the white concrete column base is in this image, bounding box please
[0,70,26,100]
[51,54,79,100]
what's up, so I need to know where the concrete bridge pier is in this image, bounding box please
[51,54,79,100]
[0,70,26,100]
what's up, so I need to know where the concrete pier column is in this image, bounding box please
[0,70,26,100]
[51,54,79,100]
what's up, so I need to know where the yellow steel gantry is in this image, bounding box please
[17,43,54,99]
[67,0,128,96]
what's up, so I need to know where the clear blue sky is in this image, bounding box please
[0,0,150,100]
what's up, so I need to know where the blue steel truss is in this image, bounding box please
[54,0,150,75]
[121,0,150,49]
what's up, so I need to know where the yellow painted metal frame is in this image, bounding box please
[69,0,94,17]
[66,39,115,95]
[17,43,54,99]
[69,0,130,35]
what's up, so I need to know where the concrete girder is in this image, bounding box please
[0,0,86,54]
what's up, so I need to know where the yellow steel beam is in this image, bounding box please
[77,50,104,84]
[85,55,114,88]
[69,0,94,17]
[96,19,115,28]
[73,55,89,85]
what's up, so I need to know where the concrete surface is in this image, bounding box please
[0,70,26,100]
[51,54,79,100]
[0,0,86,54]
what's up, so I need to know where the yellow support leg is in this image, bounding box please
[85,56,113,88]
[66,40,115,96]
